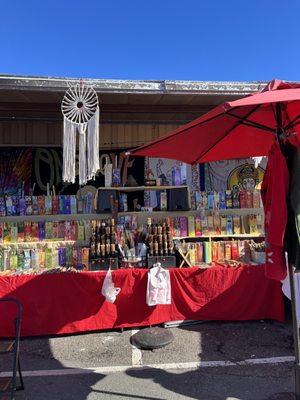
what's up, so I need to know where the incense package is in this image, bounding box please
[188,216,195,237]
[5,196,13,216]
[31,222,39,241]
[245,191,253,208]
[232,188,240,209]
[24,222,32,242]
[37,196,45,215]
[58,247,66,267]
[38,221,46,241]
[12,196,19,216]
[248,215,258,234]
[45,196,52,215]
[231,241,239,260]
[58,195,65,214]
[70,195,77,214]
[217,241,225,260]
[31,250,39,270]
[221,216,227,235]
[204,242,212,264]
[253,190,261,208]
[200,216,208,235]
[112,168,121,187]
[239,191,247,209]
[196,242,203,263]
[10,224,18,242]
[225,242,232,260]
[233,216,241,234]
[52,222,59,239]
[45,222,53,240]
[77,222,85,241]
[212,241,218,262]
[25,196,33,216]
[213,215,221,235]
[32,196,39,215]
[219,192,226,209]
[195,216,202,236]
[207,216,214,234]
[64,196,71,214]
[105,163,113,187]
[45,248,52,269]
[82,247,89,269]
[19,197,26,216]
[179,217,188,237]
[160,191,167,211]
[0,223,3,243]
[208,192,214,209]
[52,196,59,215]
[18,223,24,242]
[201,192,208,209]
[226,216,233,235]
[0,197,6,217]
[225,191,232,209]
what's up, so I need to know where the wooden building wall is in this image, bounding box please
[0,121,180,149]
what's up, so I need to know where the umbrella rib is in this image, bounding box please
[285,113,300,130]
[226,111,275,133]
[192,104,263,164]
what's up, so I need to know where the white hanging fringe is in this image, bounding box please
[62,83,100,185]
[62,116,76,183]
[87,107,100,180]
[79,124,87,186]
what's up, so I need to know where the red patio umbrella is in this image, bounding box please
[130,79,300,399]
[130,79,300,162]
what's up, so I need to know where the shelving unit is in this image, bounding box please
[97,185,188,192]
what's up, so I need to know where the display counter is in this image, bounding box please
[0,264,284,337]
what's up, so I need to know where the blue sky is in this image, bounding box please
[1,0,299,82]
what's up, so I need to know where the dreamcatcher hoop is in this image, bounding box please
[61,81,100,185]
[61,83,99,125]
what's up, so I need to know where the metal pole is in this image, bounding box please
[276,102,300,399]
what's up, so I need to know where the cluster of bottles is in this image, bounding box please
[89,219,118,259]
[145,219,175,257]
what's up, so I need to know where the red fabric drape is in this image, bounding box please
[0,266,284,337]
[261,142,290,280]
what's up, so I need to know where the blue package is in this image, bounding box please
[58,195,65,214]
[64,196,71,214]
[219,192,227,209]
[208,192,214,209]
[38,221,46,241]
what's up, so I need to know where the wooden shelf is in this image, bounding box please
[173,234,264,240]
[97,185,188,192]
[0,214,109,223]
[0,240,88,248]
[0,208,263,223]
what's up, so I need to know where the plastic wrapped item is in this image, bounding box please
[101,268,121,303]
[146,263,171,306]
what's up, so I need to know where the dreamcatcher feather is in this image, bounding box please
[61,83,100,185]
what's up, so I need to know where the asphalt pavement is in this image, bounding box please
[1,321,296,400]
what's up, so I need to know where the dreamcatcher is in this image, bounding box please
[61,82,100,185]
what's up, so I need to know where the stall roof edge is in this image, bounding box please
[0,74,267,95]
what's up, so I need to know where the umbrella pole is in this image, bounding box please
[276,102,300,398]
[288,261,300,399]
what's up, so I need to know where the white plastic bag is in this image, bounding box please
[146,263,171,306]
[101,268,121,303]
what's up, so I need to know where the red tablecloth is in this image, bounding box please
[0,265,284,337]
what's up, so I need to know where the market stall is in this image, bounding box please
[0,79,287,338]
